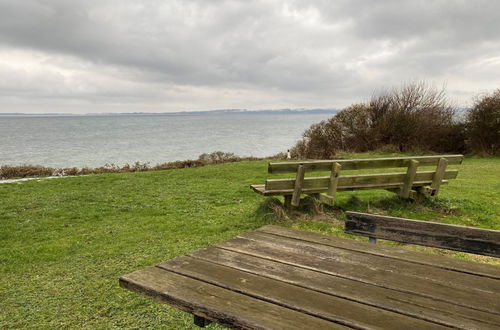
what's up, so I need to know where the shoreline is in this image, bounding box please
[0,151,281,181]
[0,175,80,184]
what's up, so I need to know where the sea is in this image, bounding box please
[0,112,334,168]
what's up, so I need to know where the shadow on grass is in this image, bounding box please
[254,196,341,224]
[255,194,460,224]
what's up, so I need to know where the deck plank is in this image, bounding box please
[121,225,500,329]
[239,231,499,293]
[159,256,446,330]
[120,266,345,330]
[257,225,500,279]
[215,235,500,314]
[189,247,500,329]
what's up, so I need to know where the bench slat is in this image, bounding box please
[265,170,458,191]
[251,180,450,196]
[120,266,344,330]
[268,155,463,174]
[345,212,500,257]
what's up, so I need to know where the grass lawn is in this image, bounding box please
[1,155,499,328]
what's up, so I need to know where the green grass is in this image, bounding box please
[1,156,499,328]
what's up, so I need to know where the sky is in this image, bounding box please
[0,0,499,114]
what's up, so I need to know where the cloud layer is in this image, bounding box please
[1,0,499,113]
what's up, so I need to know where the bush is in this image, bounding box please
[368,82,457,152]
[466,89,500,155]
[291,82,464,159]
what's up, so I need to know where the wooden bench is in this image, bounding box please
[120,225,500,329]
[251,155,463,207]
[345,211,500,257]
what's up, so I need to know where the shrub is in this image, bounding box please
[292,82,463,158]
[368,82,457,152]
[197,151,238,164]
[466,89,500,155]
[0,165,53,179]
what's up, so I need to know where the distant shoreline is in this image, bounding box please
[0,108,338,117]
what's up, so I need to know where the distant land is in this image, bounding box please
[0,108,339,117]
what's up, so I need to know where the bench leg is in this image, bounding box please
[194,315,211,327]
[284,195,292,209]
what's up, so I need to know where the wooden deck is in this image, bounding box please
[120,225,500,329]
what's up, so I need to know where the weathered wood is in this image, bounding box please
[253,155,463,205]
[431,158,448,196]
[319,162,341,206]
[216,234,500,314]
[253,180,450,196]
[257,225,500,279]
[268,155,463,174]
[121,225,500,329]
[318,194,334,205]
[291,164,305,207]
[159,256,445,329]
[327,162,341,196]
[345,212,500,257]
[400,160,419,198]
[120,267,343,330]
[265,170,458,191]
[237,231,499,295]
[191,247,500,329]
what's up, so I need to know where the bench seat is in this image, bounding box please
[251,180,450,196]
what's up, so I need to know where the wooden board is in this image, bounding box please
[251,180,450,196]
[120,267,344,330]
[120,225,500,329]
[264,170,458,191]
[345,212,500,257]
[191,247,500,329]
[268,155,463,174]
[217,233,500,314]
[158,256,445,330]
[257,225,500,279]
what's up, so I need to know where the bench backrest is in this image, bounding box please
[345,211,500,257]
[268,155,464,174]
[265,155,463,194]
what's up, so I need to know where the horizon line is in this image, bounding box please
[0,108,340,116]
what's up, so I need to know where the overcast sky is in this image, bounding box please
[1,0,499,113]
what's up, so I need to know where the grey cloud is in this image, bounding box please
[0,0,499,113]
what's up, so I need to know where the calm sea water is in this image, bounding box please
[0,113,332,168]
